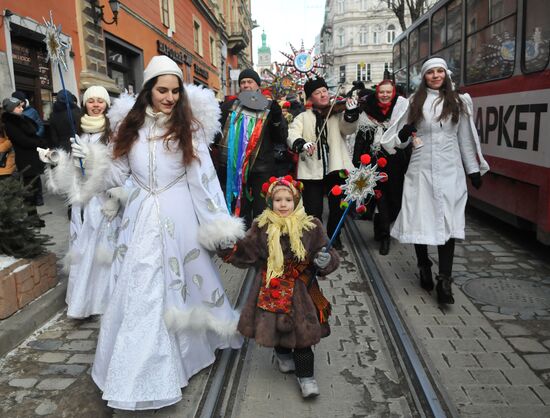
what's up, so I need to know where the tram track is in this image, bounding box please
[345,218,454,418]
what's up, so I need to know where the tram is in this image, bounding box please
[392,0,550,244]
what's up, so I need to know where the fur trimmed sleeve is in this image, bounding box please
[218,221,266,268]
[380,96,411,154]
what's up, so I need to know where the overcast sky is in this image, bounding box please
[251,0,326,66]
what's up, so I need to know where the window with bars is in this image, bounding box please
[339,65,346,82]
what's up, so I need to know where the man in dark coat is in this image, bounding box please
[214,69,288,227]
[49,89,80,152]
[2,97,47,226]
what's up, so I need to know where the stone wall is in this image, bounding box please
[0,253,58,319]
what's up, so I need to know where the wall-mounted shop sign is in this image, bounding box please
[157,40,192,66]
[193,63,209,80]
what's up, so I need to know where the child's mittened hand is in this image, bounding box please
[313,247,331,269]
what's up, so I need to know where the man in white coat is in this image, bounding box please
[287,77,358,249]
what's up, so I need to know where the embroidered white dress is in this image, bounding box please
[91,101,243,410]
[65,132,119,319]
[380,90,489,245]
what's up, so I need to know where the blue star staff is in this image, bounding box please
[43,11,84,175]
[56,63,85,175]
[307,154,388,289]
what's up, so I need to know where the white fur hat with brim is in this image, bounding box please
[142,55,183,87]
[82,85,111,106]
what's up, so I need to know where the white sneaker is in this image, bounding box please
[297,376,320,398]
[275,352,295,373]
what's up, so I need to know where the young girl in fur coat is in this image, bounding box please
[218,175,339,398]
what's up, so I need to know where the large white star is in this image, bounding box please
[43,11,69,71]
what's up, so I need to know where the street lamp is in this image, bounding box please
[91,0,120,26]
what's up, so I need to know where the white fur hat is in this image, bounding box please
[142,55,183,87]
[82,85,111,106]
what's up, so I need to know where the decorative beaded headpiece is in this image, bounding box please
[261,175,304,209]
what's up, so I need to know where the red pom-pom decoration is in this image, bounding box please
[284,175,293,182]
[331,185,343,196]
[283,101,291,108]
[356,204,367,214]
[269,176,277,183]
[360,154,371,165]
[270,278,280,288]
[339,200,349,209]
[379,172,388,183]
[261,182,270,194]
[377,157,387,168]
[270,290,281,299]
[374,189,383,200]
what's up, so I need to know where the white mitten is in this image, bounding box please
[217,236,237,250]
[346,97,358,110]
[107,187,129,208]
[70,135,88,168]
[303,141,316,156]
[313,247,331,269]
[101,196,120,221]
[37,147,60,165]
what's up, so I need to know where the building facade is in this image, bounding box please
[0,0,254,122]
[320,0,404,93]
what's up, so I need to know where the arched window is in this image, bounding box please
[338,27,345,47]
[387,24,396,43]
[359,25,368,45]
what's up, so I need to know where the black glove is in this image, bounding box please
[469,172,482,189]
[292,138,307,153]
[270,100,283,122]
[398,124,417,143]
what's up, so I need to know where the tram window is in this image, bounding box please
[466,15,516,83]
[432,7,445,53]
[467,0,489,35]
[408,61,423,92]
[439,42,462,84]
[447,0,462,45]
[522,0,550,73]
[393,43,401,69]
[394,69,407,94]
[419,21,429,60]
[409,29,419,63]
[490,0,516,21]
[399,38,408,69]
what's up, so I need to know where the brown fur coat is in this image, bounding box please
[222,217,339,348]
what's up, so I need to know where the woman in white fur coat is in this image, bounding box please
[70,56,245,410]
[43,85,123,319]
[380,57,489,305]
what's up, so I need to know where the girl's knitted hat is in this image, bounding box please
[261,175,304,208]
[82,85,111,106]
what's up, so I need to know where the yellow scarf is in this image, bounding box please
[256,201,316,287]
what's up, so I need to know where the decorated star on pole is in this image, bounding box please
[43,11,69,71]
[277,40,326,85]
[331,154,388,214]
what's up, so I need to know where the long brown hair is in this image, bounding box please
[113,76,198,165]
[77,105,112,145]
[407,66,465,125]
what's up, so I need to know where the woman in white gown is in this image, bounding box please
[380,57,489,305]
[44,86,122,319]
[71,56,245,410]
